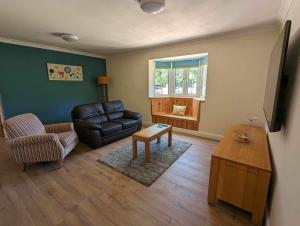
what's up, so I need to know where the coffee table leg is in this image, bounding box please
[145,141,150,163]
[157,136,161,143]
[168,130,172,146]
[132,138,137,160]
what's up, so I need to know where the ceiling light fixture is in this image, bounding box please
[61,33,79,42]
[139,0,165,14]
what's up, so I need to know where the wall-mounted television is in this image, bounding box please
[263,20,291,132]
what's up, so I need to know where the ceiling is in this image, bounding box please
[0,0,288,55]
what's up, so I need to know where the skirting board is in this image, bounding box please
[266,217,270,226]
[142,121,223,141]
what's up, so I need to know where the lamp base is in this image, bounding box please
[103,85,108,102]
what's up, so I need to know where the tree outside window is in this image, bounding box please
[175,69,185,95]
[188,67,199,95]
[154,69,169,95]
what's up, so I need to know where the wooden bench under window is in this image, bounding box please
[150,97,201,131]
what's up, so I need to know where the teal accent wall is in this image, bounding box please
[0,42,106,124]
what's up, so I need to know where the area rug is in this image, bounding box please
[97,138,192,186]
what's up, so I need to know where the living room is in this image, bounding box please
[0,1,299,226]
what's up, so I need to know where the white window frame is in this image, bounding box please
[149,53,208,100]
[153,67,202,98]
[153,68,170,96]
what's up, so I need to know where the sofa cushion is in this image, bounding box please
[123,110,142,120]
[100,122,122,136]
[57,131,77,148]
[107,112,124,120]
[3,113,46,139]
[85,115,107,123]
[102,100,125,114]
[72,103,105,119]
[73,119,102,130]
[112,118,138,129]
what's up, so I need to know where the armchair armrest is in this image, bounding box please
[8,134,60,146]
[45,123,74,133]
[124,110,142,120]
[7,134,64,163]
[73,119,102,130]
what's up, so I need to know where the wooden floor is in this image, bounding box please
[0,132,254,226]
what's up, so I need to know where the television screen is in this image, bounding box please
[263,20,291,132]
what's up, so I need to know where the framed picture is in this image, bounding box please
[47,63,83,81]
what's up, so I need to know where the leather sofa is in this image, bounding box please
[71,100,142,148]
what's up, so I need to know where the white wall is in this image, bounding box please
[107,31,278,136]
[267,0,300,225]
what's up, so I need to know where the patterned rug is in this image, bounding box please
[98,138,192,186]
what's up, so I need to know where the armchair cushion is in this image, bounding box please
[111,118,138,129]
[57,131,78,148]
[99,122,122,136]
[45,123,74,133]
[124,110,142,120]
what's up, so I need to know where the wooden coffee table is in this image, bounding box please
[132,124,172,163]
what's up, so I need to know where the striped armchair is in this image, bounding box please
[3,113,78,170]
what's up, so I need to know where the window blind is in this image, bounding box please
[155,56,208,69]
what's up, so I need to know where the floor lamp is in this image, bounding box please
[97,76,109,102]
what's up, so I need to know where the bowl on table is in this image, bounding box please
[233,128,250,143]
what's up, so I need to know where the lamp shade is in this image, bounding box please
[97,76,109,85]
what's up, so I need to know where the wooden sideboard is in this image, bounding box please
[207,125,271,226]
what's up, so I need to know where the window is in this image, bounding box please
[174,69,184,95]
[154,69,169,95]
[149,54,208,99]
[188,67,199,95]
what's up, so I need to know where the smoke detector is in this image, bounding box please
[139,0,165,14]
[61,34,79,42]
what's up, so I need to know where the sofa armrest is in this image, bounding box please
[73,119,102,130]
[73,120,103,148]
[124,110,142,120]
[45,123,74,133]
